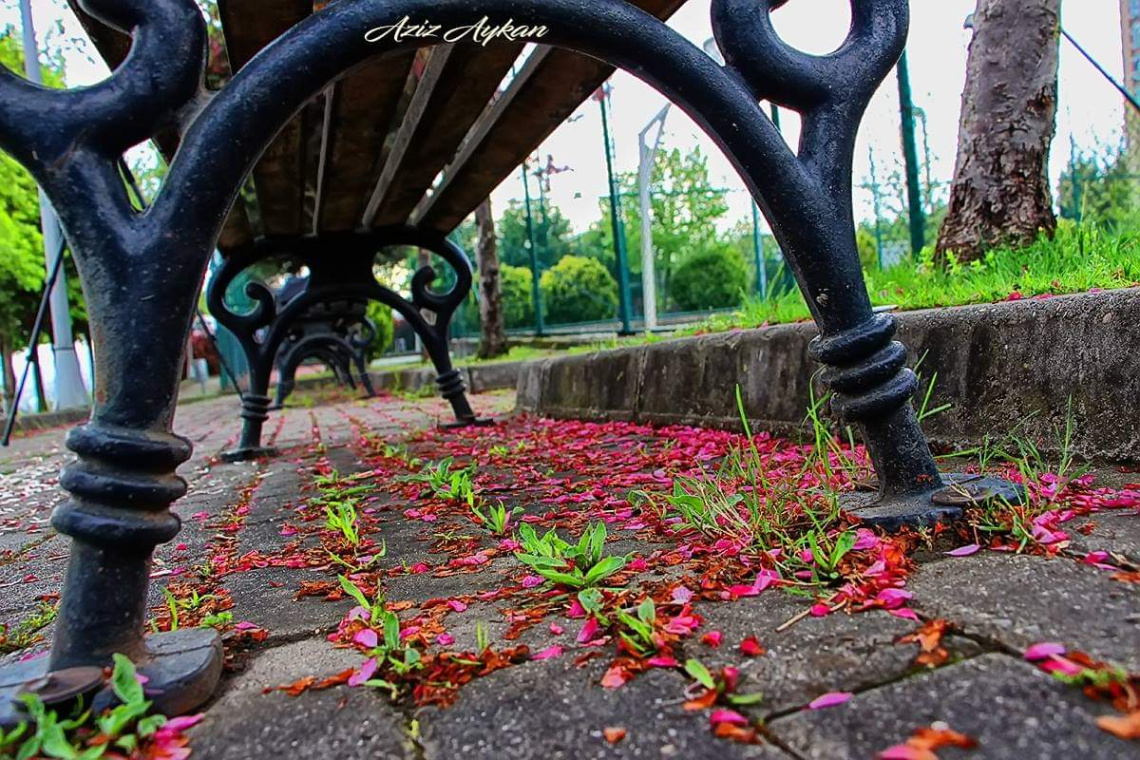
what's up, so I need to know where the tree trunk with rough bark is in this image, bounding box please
[475,199,508,360]
[936,0,1061,263]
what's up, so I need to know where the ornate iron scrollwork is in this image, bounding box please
[0,0,1021,722]
[207,227,482,460]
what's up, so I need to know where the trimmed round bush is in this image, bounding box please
[363,300,395,361]
[668,247,748,311]
[500,264,535,329]
[540,255,619,324]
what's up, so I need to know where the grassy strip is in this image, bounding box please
[693,221,1140,335]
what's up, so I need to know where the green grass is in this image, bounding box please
[693,222,1140,335]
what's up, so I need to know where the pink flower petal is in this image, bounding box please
[671,586,694,604]
[888,607,920,622]
[879,745,925,760]
[549,623,564,635]
[709,709,748,727]
[436,633,455,647]
[354,629,379,648]
[808,692,853,710]
[1024,642,1066,661]
[809,603,831,617]
[532,645,563,660]
[1040,656,1083,676]
[447,600,468,613]
[347,657,378,687]
[945,543,980,557]
[646,655,678,668]
[161,714,204,732]
[520,575,544,588]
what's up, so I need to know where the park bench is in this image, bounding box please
[0,0,1021,727]
[268,281,377,412]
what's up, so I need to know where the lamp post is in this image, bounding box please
[18,0,88,411]
[598,84,634,335]
[896,50,926,257]
[637,104,670,331]
[519,158,545,336]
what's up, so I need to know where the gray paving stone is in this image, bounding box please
[222,566,351,641]
[1069,510,1140,563]
[908,552,1140,670]
[191,638,411,760]
[692,593,984,716]
[767,653,1128,760]
[417,658,787,759]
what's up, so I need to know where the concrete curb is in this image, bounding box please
[0,406,89,437]
[291,360,527,397]
[516,288,1140,463]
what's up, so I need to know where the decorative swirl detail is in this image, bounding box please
[0,0,204,169]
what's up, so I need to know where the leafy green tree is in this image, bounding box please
[1057,143,1136,231]
[497,199,574,271]
[540,256,617,324]
[0,32,73,410]
[668,246,747,311]
[500,264,535,329]
[579,145,732,308]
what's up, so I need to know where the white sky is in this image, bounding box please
[6,0,1129,233]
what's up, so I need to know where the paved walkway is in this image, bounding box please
[1,388,1138,759]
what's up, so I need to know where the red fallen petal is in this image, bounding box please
[601,664,630,689]
[603,727,627,744]
[740,636,765,657]
[809,603,831,617]
[701,631,723,648]
[577,618,601,644]
[710,709,748,727]
[808,692,853,710]
[647,655,678,668]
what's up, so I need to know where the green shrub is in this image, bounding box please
[364,301,395,361]
[540,255,618,324]
[669,246,747,311]
[500,264,535,329]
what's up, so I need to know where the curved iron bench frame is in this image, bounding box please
[0,0,1021,723]
[268,299,377,411]
[208,227,482,460]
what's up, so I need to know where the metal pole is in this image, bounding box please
[868,146,886,270]
[751,202,766,298]
[600,86,633,334]
[520,160,545,335]
[195,309,244,398]
[637,104,670,330]
[896,50,926,257]
[1061,27,1140,115]
[2,238,66,446]
[19,0,88,411]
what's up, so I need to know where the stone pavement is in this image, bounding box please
[1,388,1138,759]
